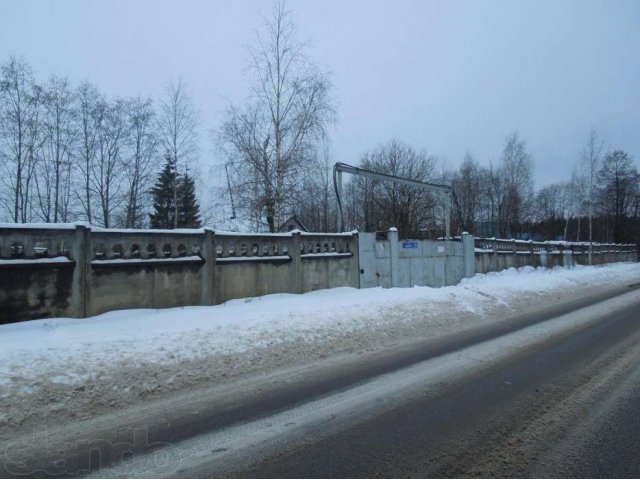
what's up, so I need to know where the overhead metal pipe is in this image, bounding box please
[333,162,453,238]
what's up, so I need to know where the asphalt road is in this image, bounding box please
[222,296,640,478]
[182,288,640,478]
[3,284,640,478]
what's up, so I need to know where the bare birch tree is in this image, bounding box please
[450,153,481,234]
[92,99,128,227]
[34,75,76,222]
[568,166,587,241]
[581,128,605,263]
[124,96,156,227]
[596,149,638,243]
[220,0,336,232]
[296,143,337,232]
[497,132,534,237]
[0,57,43,222]
[157,79,198,228]
[75,81,105,223]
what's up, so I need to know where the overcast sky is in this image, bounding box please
[1,0,638,189]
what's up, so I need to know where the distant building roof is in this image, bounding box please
[278,215,308,233]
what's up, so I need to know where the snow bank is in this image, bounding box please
[1,263,639,428]
[1,262,637,386]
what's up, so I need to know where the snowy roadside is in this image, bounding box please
[1,262,639,433]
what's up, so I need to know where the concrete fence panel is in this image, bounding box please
[213,232,296,303]
[87,228,208,316]
[0,224,80,323]
[299,233,359,293]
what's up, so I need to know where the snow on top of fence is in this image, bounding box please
[474,237,634,247]
[300,230,357,237]
[301,252,353,258]
[0,256,73,265]
[215,230,295,237]
[213,229,357,237]
[0,222,79,230]
[0,222,205,234]
[0,223,356,237]
[91,227,207,235]
[216,255,291,263]
[91,255,203,265]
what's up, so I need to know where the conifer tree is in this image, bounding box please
[178,170,201,228]
[149,152,178,228]
[149,152,201,228]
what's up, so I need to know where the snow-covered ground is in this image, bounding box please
[1,263,639,431]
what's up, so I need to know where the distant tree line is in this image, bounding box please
[448,129,638,245]
[1,0,637,247]
[301,129,637,247]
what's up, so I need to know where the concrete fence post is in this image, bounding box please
[201,228,215,305]
[388,227,399,288]
[352,231,361,289]
[291,231,302,293]
[71,224,88,318]
[560,243,570,268]
[462,232,475,278]
[540,242,548,268]
[568,244,575,268]
[83,225,93,317]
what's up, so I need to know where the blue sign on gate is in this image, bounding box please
[402,241,418,249]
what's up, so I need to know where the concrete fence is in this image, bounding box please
[0,224,359,324]
[0,223,636,324]
[474,237,637,273]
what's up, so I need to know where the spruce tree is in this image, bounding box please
[149,153,201,229]
[178,170,201,228]
[149,152,178,228]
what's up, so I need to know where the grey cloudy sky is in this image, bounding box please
[1,0,638,188]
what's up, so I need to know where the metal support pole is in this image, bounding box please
[444,196,451,240]
[337,169,344,232]
[444,196,451,277]
[388,227,399,288]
